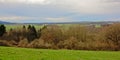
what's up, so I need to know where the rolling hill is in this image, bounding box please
[0,21,12,24]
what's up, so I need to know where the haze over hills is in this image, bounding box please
[0,20,119,25]
[0,21,12,24]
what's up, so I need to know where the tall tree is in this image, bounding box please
[0,24,6,36]
[27,25,37,42]
[103,23,120,50]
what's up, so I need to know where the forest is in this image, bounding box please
[0,23,120,51]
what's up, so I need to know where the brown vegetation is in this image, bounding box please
[0,24,120,51]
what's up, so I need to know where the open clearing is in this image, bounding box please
[0,46,120,60]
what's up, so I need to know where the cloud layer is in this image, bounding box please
[0,0,120,22]
[0,0,51,5]
[0,0,120,14]
[0,16,72,23]
[52,0,120,14]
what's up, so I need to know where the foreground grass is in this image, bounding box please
[0,46,120,60]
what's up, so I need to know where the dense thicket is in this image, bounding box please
[0,24,120,51]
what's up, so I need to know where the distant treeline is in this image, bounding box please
[0,23,120,51]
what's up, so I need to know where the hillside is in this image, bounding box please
[0,20,118,24]
[0,46,120,60]
[0,21,12,24]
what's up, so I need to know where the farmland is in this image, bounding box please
[5,24,43,31]
[0,46,120,60]
[4,24,101,31]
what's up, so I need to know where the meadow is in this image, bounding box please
[5,24,100,31]
[5,24,44,31]
[0,46,120,60]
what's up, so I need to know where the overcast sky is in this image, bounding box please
[0,0,120,23]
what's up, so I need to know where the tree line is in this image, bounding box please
[0,24,120,51]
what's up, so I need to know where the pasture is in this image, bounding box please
[0,46,120,60]
[5,24,43,31]
[4,24,101,31]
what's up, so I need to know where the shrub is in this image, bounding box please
[18,39,29,47]
[28,39,46,49]
[101,23,120,50]
[62,37,79,49]
[0,40,17,46]
[41,25,63,44]
[66,25,88,42]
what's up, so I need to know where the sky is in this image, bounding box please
[0,0,120,23]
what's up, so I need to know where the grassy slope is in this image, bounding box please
[5,24,43,31]
[0,46,120,60]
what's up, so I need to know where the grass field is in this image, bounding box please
[4,24,72,31]
[5,24,43,31]
[0,46,120,60]
[4,24,101,31]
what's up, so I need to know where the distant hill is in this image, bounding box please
[0,20,119,25]
[0,21,12,24]
[23,21,118,25]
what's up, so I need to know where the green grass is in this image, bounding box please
[5,24,43,31]
[0,46,120,60]
[5,24,74,31]
[95,24,102,28]
[5,24,101,31]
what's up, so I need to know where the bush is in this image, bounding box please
[0,40,17,47]
[66,25,88,42]
[60,37,79,49]
[102,24,120,50]
[18,39,28,47]
[41,25,63,44]
[28,39,46,49]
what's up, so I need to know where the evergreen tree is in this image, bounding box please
[27,25,37,42]
[0,24,6,36]
[28,25,32,30]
